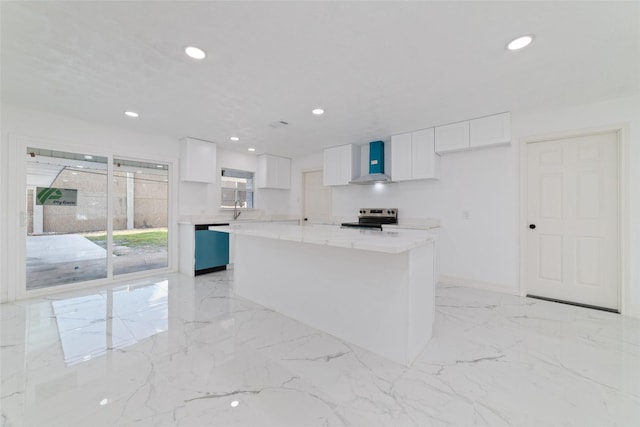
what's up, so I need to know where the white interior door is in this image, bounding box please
[526,131,619,310]
[303,170,332,224]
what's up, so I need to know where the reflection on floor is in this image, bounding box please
[1,271,639,426]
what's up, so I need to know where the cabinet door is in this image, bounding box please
[435,121,470,154]
[323,145,359,186]
[180,138,217,183]
[257,155,290,189]
[256,154,268,188]
[391,133,412,181]
[470,112,511,148]
[276,156,291,189]
[323,148,338,186]
[411,128,438,180]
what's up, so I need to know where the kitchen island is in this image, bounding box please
[227,223,436,365]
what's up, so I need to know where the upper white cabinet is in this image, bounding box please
[257,154,291,189]
[323,144,361,186]
[391,128,439,182]
[390,133,412,181]
[180,137,217,183]
[434,121,470,154]
[470,112,511,148]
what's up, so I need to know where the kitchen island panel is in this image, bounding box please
[234,233,435,365]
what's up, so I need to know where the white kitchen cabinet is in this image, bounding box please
[390,132,412,181]
[434,121,470,154]
[180,137,217,183]
[470,112,511,148]
[391,128,439,181]
[256,154,291,189]
[323,144,361,186]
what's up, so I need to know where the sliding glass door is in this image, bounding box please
[26,148,109,289]
[111,159,168,275]
[25,147,170,291]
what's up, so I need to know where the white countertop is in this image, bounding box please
[383,219,440,230]
[219,223,436,254]
[178,214,299,226]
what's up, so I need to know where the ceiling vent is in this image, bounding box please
[269,120,289,128]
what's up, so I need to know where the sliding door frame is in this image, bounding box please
[8,134,178,301]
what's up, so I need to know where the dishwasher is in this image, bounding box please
[194,224,230,275]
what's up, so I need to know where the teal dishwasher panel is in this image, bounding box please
[195,229,229,272]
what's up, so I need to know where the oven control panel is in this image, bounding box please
[358,208,398,219]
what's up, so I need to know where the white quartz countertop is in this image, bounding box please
[179,215,299,226]
[219,223,436,254]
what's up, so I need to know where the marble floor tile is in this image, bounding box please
[1,273,639,426]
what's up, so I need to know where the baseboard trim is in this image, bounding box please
[622,305,640,319]
[439,275,520,296]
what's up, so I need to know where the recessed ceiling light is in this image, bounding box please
[312,108,325,115]
[506,35,534,51]
[230,400,239,408]
[185,46,206,60]
[71,172,78,175]
[230,136,239,141]
[156,165,163,168]
[76,165,84,168]
[84,155,93,160]
[248,148,256,152]
[125,111,139,118]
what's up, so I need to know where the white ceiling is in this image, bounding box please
[2,1,639,158]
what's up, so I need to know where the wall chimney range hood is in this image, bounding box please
[349,140,393,185]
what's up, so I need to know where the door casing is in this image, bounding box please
[7,134,178,301]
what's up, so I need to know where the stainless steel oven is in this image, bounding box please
[341,208,398,230]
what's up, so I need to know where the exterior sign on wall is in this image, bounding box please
[36,187,78,206]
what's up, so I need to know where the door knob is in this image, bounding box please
[529,224,536,229]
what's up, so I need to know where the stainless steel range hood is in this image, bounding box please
[349,140,393,185]
[349,172,392,185]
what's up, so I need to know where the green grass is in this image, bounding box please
[86,230,167,248]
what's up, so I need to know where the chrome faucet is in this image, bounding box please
[233,200,242,220]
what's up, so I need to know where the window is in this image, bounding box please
[221,168,254,209]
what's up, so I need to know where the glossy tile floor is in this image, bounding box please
[2,271,639,426]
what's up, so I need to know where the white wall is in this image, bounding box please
[0,105,181,302]
[332,142,519,290]
[514,95,640,316]
[0,104,287,302]
[179,149,291,216]
[289,95,640,315]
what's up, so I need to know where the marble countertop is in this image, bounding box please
[383,219,440,230]
[216,223,436,254]
[178,214,299,226]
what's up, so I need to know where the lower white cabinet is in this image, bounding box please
[391,128,439,181]
[470,112,511,148]
[257,154,291,189]
[434,121,470,154]
[323,144,361,186]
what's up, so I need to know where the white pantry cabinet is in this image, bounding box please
[434,121,470,154]
[180,137,217,183]
[470,112,511,148]
[391,128,439,181]
[323,144,361,186]
[256,154,291,189]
